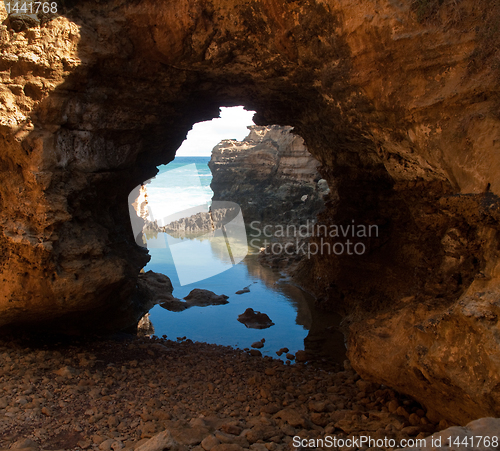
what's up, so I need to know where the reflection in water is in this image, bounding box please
[243,255,312,330]
[244,247,346,363]
[144,231,345,363]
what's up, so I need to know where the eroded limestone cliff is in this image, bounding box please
[0,0,499,424]
[209,125,327,225]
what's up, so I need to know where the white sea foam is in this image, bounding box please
[146,162,213,221]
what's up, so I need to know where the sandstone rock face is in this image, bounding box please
[137,312,155,337]
[209,125,326,225]
[0,0,499,424]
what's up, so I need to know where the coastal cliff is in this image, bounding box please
[0,0,499,424]
[209,125,327,226]
[162,125,326,236]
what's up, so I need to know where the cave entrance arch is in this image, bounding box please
[128,105,344,361]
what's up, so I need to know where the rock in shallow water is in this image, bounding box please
[159,299,189,312]
[183,289,229,306]
[237,308,274,329]
[160,289,229,312]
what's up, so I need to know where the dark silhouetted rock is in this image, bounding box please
[159,299,190,312]
[6,13,40,32]
[184,289,229,307]
[160,289,229,312]
[237,308,274,329]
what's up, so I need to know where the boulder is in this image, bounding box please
[183,289,229,307]
[237,308,274,329]
[160,289,229,312]
[135,430,178,451]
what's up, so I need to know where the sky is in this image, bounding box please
[175,106,256,157]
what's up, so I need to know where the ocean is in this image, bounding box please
[144,156,213,223]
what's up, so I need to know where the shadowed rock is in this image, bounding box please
[160,299,190,313]
[160,289,229,312]
[395,417,500,451]
[238,308,274,329]
[138,271,176,304]
[183,289,229,306]
[5,13,40,32]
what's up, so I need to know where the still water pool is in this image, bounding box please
[141,157,345,362]
[145,234,316,358]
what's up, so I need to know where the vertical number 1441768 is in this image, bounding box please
[4,2,58,14]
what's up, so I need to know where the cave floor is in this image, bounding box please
[0,335,441,451]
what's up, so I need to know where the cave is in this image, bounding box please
[1,0,500,429]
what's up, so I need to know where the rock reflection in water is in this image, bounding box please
[144,231,346,362]
[244,250,346,364]
[243,253,313,329]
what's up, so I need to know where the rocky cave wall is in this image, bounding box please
[0,0,499,424]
